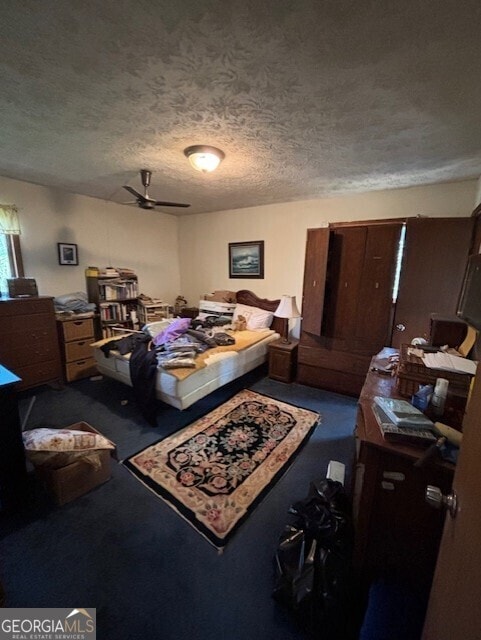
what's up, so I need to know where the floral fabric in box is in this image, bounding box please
[23,427,115,469]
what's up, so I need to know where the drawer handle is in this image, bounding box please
[77,360,86,365]
[382,472,405,482]
[381,481,395,491]
[74,321,84,326]
[78,341,86,346]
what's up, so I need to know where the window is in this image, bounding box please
[0,234,24,296]
[0,205,24,296]
[392,223,406,303]
[0,234,11,295]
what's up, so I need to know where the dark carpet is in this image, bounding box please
[0,366,384,639]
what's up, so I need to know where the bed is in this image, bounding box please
[91,290,282,410]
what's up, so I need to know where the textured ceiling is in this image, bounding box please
[1,0,481,215]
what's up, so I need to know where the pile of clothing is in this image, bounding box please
[54,291,96,314]
[99,317,236,425]
[153,319,235,369]
[101,317,235,369]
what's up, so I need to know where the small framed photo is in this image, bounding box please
[57,242,79,266]
[229,240,264,279]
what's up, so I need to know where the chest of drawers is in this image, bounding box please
[57,316,97,382]
[0,297,61,391]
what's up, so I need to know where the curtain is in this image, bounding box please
[0,204,21,235]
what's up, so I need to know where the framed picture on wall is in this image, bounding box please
[229,240,264,279]
[57,242,79,266]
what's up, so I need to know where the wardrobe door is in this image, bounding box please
[322,226,366,344]
[392,217,474,348]
[353,223,403,353]
[301,227,330,336]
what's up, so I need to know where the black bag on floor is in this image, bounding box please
[273,479,354,638]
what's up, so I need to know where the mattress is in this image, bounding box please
[93,330,279,410]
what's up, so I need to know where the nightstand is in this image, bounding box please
[268,339,299,383]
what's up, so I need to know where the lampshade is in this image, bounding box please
[274,295,301,319]
[184,145,225,173]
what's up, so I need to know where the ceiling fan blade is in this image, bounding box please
[154,201,191,208]
[123,185,147,201]
[123,177,190,208]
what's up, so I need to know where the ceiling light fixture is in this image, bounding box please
[184,145,225,173]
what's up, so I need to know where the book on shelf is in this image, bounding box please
[98,280,138,301]
[100,302,132,322]
[373,396,434,429]
[371,403,437,446]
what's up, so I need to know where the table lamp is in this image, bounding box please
[274,295,301,343]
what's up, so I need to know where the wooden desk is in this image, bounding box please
[354,349,454,592]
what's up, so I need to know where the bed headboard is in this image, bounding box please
[236,290,283,335]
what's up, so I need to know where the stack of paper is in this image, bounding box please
[422,352,477,376]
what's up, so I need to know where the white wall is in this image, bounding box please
[2,175,478,319]
[0,175,181,303]
[178,179,478,319]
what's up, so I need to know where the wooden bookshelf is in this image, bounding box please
[86,272,139,339]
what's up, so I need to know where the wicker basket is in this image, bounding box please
[396,344,472,397]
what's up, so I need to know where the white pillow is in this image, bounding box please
[233,303,273,331]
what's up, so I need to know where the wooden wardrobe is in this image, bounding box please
[298,217,474,396]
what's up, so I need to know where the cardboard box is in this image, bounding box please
[35,422,116,506]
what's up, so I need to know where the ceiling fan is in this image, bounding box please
[123,169,191,210]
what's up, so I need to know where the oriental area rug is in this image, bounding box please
[123,389,320,549]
